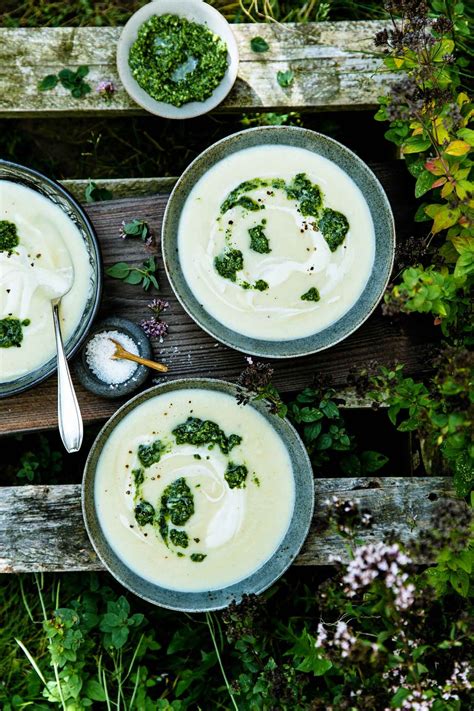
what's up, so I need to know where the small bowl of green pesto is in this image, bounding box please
[117,0,239,119]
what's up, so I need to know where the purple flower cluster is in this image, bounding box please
[315,620,357,659]
[343,542,415,610]
[96,79,116,99]
[442,661,472,702]
[140,299,169,342]
[323,496,373,535]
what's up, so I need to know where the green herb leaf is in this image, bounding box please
[38,74,59,91]
[277,70,294,88]
[250,36,269,52]
[84,180,113,203]
[105,262,130,279]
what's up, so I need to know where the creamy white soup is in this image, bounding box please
[94,388,295,592]
[177,144,375,340]
[0,180,92,382]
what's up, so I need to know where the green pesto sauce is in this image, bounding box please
[128,14,228,108]
[134,500,155,527]
[214,249,243,282]
[285,173,322,217]
[241,279,269,291]
[190,553,207,562]
[172,417,241,455]
[158,477,195,546]
[0,317,30,349]
[249,224,271,254]
[224,462,248,489]
[169,529,189,548]
[137,439,166,468]
[318,208,349,252]
[0,220,19,252]
[220,178,285,214]
[301,287,320,302]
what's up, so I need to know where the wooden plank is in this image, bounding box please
[0,161,435,436]
[0,21,395,117]
[61,177,177,201]
[0,478,456,572]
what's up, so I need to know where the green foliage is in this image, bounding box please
[39,66,91,98]
[84,180,113,203]
[121,218,152,242]
[277,69,294,87]
[15,434,63,483]
[374,2,473,336]
[289,386,388,474]
[250,36,269,52]
[106,257,159,291]
[371,354,473,494]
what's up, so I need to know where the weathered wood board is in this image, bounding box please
[0,21,395,117]
[0,478,455,572]
[0,161,436,436]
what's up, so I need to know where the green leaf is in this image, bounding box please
[415,170,435,198]
[106,262,131,279]
[250,36,269,52]
[84,180,113,202]
[277,70,294,88]
[402,136,432,154]
[414,202,432,222]
[84,680,106,702]
[453,451,474,497]
[361,450,389,473]
[124,270,143,285]
[38,74,58,91]
[340,453,362,476]
[76,65,89,79]
[457,127,474,146]
[315,433,332,450]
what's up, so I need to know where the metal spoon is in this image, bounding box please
[109,338,168,373]
[48,267,83,453]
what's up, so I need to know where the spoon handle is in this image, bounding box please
[52,302,83,453]
[113,348,168,373]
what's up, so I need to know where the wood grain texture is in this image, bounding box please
[0,161,436,436]
[0,21,395,117]
[0,478,456,572]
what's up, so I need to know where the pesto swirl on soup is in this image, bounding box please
[177,145,375,341]
[94,388,295,592]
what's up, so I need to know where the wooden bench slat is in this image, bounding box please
[0,161,436,436]
[0,21,394,117]
[0,478,454,572]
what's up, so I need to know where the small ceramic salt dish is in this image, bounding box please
[116,0,239,119]
[74,317,152,399]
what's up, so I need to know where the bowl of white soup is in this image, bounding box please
[82,379,314,611]
[0,160,101,397]
[162,126,395,357]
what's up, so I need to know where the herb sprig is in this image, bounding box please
[106,257,159,291]
[38,65,91,98]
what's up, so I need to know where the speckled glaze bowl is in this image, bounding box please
[117,0,239,120]
[162,126,396,358]
[82,378,314,611]
[0,159,102,399]
[73,317,152,400]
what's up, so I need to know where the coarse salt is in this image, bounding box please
[85,330,139,385]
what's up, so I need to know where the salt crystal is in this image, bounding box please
[85,329,139,385]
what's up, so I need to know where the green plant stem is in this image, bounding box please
[206,612,239,711]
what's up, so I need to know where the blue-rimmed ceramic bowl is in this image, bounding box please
[0,160,102,398]
[82,378,314,611]
[162,126,395,358]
